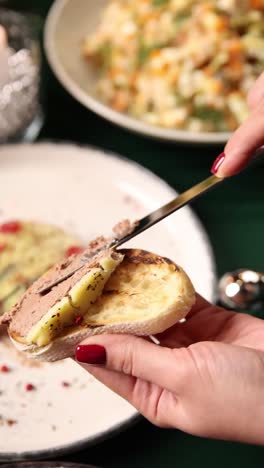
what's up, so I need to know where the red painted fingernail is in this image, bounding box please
[211,152,226,174]
[75,344,106,364]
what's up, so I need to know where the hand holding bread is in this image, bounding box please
[76,294,264,445]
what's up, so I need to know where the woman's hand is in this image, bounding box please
[211,72,264,177]
[75,295,264,444]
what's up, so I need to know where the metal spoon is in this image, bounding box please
[218,269,264,311]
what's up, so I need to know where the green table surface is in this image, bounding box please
[3,1,264,466]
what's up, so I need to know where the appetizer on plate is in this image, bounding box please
[0,233,195,362]
[83,0,264,132]
[0,220,82,316]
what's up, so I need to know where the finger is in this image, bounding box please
[75,334,193,394]
[76,362,172,427]
[79,364,137,403]
[216,102,264,177]
[157,294,234,347]
[247,72,264,111]
[185,293,212,318]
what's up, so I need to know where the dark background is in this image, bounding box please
[1,1,264,466]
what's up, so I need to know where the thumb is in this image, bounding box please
[75,334,192,393]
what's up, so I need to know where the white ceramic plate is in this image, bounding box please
[44,0,231,145]
[0,143,216,460]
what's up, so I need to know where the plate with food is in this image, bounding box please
[0,142,215,460]
[44,0,264,144]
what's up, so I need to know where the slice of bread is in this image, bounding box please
[8,249,196,362]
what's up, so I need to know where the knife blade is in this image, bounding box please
[37,174,224,295]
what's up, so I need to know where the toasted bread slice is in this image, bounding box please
[8,249,196,362]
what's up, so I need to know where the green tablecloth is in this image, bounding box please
[4,1,264,466]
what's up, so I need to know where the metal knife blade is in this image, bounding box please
[37,174,224,295]
[111,174,224,247]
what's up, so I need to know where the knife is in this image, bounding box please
[37,173,224,295]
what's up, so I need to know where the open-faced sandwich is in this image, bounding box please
[0,230,196,362]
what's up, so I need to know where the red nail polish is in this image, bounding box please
[75,344,106,364]
[211,152,225,174]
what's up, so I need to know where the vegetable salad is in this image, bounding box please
[84,0,264,132]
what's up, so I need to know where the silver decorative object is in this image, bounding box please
[219,269,264,311]
[0,9,42,142]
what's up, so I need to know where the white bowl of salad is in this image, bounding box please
[45,0,264,144]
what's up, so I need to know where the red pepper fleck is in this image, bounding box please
[74,315,83,326]
[65,245,83,257]
[0,243,6,253]
[25,383,35,391]
[7,419,17,426]
[1,365,10,373]
[0,221,22,234]
[62,381,71,387]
